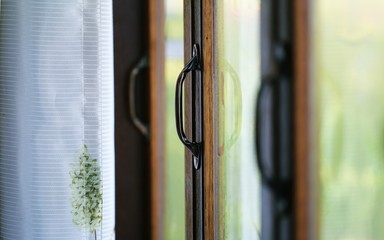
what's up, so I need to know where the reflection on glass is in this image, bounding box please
[313,0,384,239]
[164,0,185,239]
[216,0,260,239]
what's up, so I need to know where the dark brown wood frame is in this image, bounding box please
[149,0,165,239]
[294,0,310,239]
[183,0,216,239]
[184,1,206,240]
[113,0,152,238]
[201,0,215,239]
[183,0,311,239]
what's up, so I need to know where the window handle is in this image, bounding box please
[256,79,276,189]
[129,54,149,138]
[256,79,292,201]
[175,44,202,169]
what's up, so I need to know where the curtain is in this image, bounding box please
[0,1,115,239]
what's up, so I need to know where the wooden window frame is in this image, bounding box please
[294,0,310,239]
[113,0,152,238]
[183,0,311,239]
[184,0,205,239]
[149,0,166,239]
[113,0,165,239]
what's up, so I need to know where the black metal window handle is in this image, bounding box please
[256,78,292,200]
[129,54,149,138]
[175,44,203,169]
[256,79,275,187]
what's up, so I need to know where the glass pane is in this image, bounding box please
[216,0,261,239]
[312,1,384,239]
[164,0,185,239]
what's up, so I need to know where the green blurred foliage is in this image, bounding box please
[314,1,384,239]
[164,59,185,240]
[164,0,185,238]
[165,15,183,40]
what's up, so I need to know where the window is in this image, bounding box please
[312,0,384,238]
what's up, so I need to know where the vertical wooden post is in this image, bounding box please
[149,0,165,239]
[202,0,216,239]
[294,0,310,239]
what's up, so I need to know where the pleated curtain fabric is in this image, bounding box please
[0,1,115,239]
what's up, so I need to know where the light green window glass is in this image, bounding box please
[164,0,185,239]
[216,0,261,239]
[313,0,384,239]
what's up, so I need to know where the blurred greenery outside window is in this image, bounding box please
[313,0,384,239]
[164,0,185,239]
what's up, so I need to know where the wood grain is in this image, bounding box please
[149,0,165,239]
[202,0,216,239]
[294,0,310,239]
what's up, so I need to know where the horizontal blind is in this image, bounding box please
[0,0,115,239]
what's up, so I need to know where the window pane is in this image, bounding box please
[164,0,185,239]
[216,0,261,239]
[312,1,384,239]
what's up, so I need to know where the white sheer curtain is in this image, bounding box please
[0,1,115,239]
